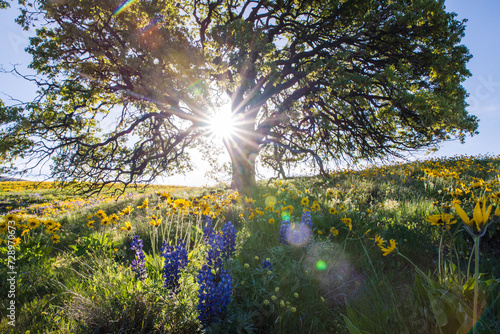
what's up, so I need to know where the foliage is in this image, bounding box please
[0,154,499,333]
[0,0,478,194]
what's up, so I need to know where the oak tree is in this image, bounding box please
[0,0,478,194]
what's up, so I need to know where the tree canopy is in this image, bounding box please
[0,0,478,194]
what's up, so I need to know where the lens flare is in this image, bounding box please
[316,260,327,271]
[286,223,311,247]
[281,211,290,221]
[265,196,277,208]
[113,0,139,16]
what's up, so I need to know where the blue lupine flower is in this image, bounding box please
[130,235,147,281]
[203,215,214,243]
[301,210,313,229]
[197,221,233,328]
[197,264,232,328]
[261,258,273,271]
[161,238,189,292]
[221,221,237,259]
[279,220,291,244]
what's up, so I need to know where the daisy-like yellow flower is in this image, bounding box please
[87,220,95,228]
[327,189,335,197]
[379,239,396,256]
[268,218,275,224]
[150,218,162,227]
[300,198,309,206]
[4,213,20,224]
[95,210,107,219]
[27,217,40,229]
[329,207,338,215]
[21,229,30,237]
[11,237,21,247]
[137,198,149,209]
[317,230,323,235]
[374,235,385,247]
[311,202,321,212]
[330,226,339,236]
[120,221,132,231]
[120,206,134,215]
[425,213,457,229]
[109,213,120,224]
[341,217,352,231]
[0,220,8,233]
[455,198,492,234]
[51,235,60,243]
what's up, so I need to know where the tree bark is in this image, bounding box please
[224,135,259,197]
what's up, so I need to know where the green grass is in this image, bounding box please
[1,154,500,333]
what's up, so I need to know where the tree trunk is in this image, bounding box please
[224,136,259,197]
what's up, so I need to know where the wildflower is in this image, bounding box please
[294,293,299,298]
[51,235,60,243]
[271,295,277,301]
[197,227,232,328]
[5,213,20,224]
[137,198,149,209]
[311,202,321,212]
[342,217,352,231]
[149,218,162,227]
[425,213,457,229]
[120,221,132,231]
[130,236,147,281]
[120,206,134,215]
[300,198,309,206]
[261,258,273,271]
[279,220,291,244]
[203,216,214,243]
[268,218,275,224]
[379,239,397,256]
[329,207,338,215]
[280,300,285,307]
[374,235,385,247]
[109,213,120,224]
[317,230,323,235]
[244,263,250,269]
[455,199,493,235]
[95,210,107,219]
[27,217,40,229]
[291,307,297,313]
[87,220,95,228]
[221,221,237,260]
[327,189,334,197]
[161,239,189,292]
[330,226,339,236]
[254,256,259,261]
[11,237,21,247]
[301,210,313,229]
[263,299,270,305]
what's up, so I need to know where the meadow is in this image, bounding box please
[0,154,499,333]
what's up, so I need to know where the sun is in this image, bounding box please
[208,104,236,139]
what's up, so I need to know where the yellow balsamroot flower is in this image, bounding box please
[27,217,40,229]
[455,199,492,234]
[327,189,334,197]
[87,220,95,228]
[330,227,339,236]
[120,221,132,231]
[150,218,162,227]
[51,235,60,243]
[425,213,457,229]
[341,217,352,231]
[120,206,134,215]
[95,210,107,219]
[21,229,30,237]
[0,220,8,233]
[374,235,385,247]
[5,213,20,224]
[311,202,321,212]
[495,206,500,217]
[379,239,396,256]
[11,237,21,247]
[137,198,149,209]
[109,213,120,224]
[329,207,338,215]
[268,218,275,224]
[300,198,309,206]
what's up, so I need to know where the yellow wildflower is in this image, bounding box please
[330,226,339,236]
[120,221,132,231]
[425,213,457,229]
[379,239,396,256]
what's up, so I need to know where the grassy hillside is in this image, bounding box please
[1,155,499,333]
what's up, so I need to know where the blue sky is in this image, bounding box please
[0,0,499,186]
